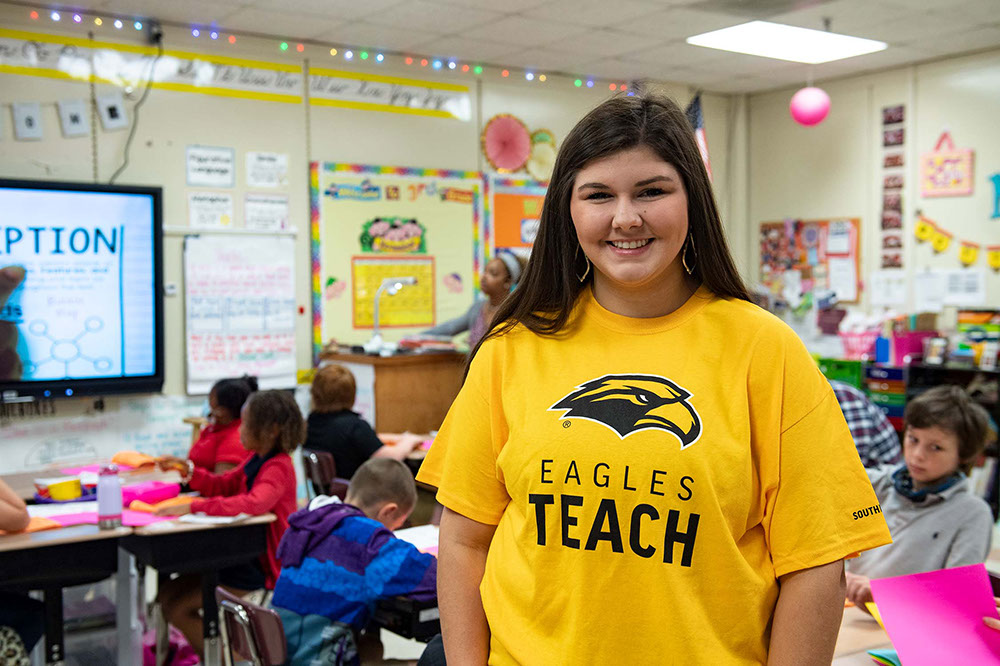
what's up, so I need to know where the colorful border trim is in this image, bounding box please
[310,162,485,363]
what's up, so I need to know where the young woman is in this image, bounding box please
[422,251,526,348]
[416,93,892,664]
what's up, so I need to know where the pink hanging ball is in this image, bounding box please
[789,86,831,126]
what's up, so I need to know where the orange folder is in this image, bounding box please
[0,516,62,535]
[129,495,194,514]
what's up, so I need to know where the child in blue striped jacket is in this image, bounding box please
[271,458,436,665]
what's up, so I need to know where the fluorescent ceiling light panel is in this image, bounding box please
[686,21,887,64]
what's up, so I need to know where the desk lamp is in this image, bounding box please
[363,276,417,354]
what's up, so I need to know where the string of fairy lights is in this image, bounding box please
[25,7,636,93]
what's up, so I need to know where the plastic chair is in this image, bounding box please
[301,449,350,500]
[216,587,287,666]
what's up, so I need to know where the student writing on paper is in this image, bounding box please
[846,385,993,607]
[271,458,437,665]
[304,364,422,478]
[421,252,527,348]
[0,478,44,660]
[416,93,892,665]
[187,375,258,473]
[155,390,303,656]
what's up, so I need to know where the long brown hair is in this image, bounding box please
[469,92,749,370]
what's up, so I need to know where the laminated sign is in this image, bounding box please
[920,131,974,197]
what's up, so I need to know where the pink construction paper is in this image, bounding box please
[48,510,170,527]
[419,439,433,451]
[60,464,133,475]
[870,563,1000,665]
[122,510,171,527]
[121,481,180,507]
[50,512,98,526]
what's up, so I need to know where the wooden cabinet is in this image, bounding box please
[319,352,466,433]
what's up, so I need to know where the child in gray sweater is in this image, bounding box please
[846,385,994,606]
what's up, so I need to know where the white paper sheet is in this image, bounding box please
[869,271,908,306]
[245,152,289,188]
[941,268,986,306]
[827,257,857,302]
[245,194,289,231]
[914,270,946,313]
[188,191,233,229]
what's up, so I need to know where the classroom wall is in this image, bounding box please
[747,48,1000,321]
[0,8,738,472]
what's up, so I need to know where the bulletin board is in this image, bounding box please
[184,235,297,394]
[488,175,548,255]
[310,162,483,359]
[759,218,861,304]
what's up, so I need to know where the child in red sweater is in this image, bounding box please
[187,375,258,473]
[156,389,304,656]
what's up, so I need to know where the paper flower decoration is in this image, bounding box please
[527,142,556,181]
[481,114,531,172]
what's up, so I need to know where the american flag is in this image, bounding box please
[685,94,712,181]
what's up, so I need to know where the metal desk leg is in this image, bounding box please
[116,548,142,666]
[42,585,64,666]
[201,570,222,666]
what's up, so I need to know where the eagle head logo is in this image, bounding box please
[549,374,702,449]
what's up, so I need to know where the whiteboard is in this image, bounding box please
[184,235,297,394]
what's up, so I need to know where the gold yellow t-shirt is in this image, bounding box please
[417,287,891,665]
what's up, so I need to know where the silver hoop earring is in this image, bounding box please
[575,245,591,282]
[682,235,697,275]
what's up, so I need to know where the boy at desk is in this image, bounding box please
[846,385,994,606]
[270,458,437,666]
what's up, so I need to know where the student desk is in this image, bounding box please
[320,351,465,433]
[0,524,132,665]
[121,514,275,666]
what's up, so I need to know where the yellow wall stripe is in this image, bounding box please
[309,97,455,118]
[308,67,468,93]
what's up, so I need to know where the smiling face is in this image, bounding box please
[569,145,691,315]
[903,425,962,489]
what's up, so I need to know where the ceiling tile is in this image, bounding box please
[316,21,444,51]
[409,35,516,61]
[463,16,590,47]
[425,0,550,12]
[241,0,408,22]
[545,28,664,57]
[363,0,502,33]
[573,57,679,80]
[492,48,590,71]
[613,7,749,40]
[767,0,904,34]
[219,7,344,39]
[624,40,728,67]
[918,26,1000,57]
[98,0,247,24]
[523,0,668,27]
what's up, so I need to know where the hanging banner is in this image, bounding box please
[0,28,303,103]
[920,131,974,197]
[308,67,470,121]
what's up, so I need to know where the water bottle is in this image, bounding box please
[97,463,123,529]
